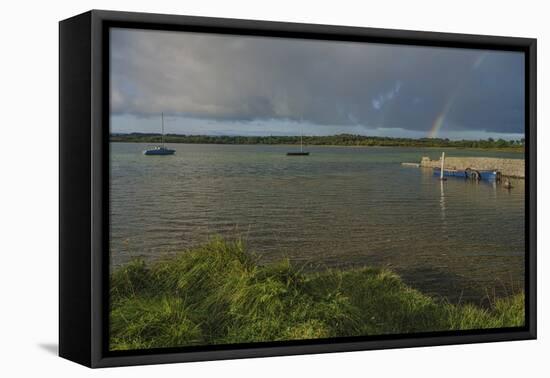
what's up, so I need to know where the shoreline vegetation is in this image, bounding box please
[110,238,524,351]
[110,133,525,152]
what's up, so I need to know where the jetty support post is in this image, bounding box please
[440,152,445,180]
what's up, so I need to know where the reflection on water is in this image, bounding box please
[110,143,525,305]
[440,180,446,221]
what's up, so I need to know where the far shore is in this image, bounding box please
[113,141,525,154]
[110,133,525,154]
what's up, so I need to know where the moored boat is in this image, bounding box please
[287,151,310,156]
[287,127,309,156]
[143,113,175,156]
[144,146,175,156]
[433,167,500,181]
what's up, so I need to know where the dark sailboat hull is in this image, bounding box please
[286,152,310,156]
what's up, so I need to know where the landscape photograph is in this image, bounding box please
[108,27,526,351]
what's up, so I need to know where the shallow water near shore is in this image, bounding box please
[110,143,525,304]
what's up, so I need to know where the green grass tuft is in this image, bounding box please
[110,237,524,351]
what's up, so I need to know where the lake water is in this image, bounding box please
[110,143,525,304]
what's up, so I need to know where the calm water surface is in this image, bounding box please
[110,143,525,304]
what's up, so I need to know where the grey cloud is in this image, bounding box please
[110,28,524,134]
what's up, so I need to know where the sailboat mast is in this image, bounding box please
[161,112,165,148]
[300,127,303,152]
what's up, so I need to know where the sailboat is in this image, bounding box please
[287,128,309,156]
[143,113,175,156]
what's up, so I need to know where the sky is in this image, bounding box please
[110,28,525,140]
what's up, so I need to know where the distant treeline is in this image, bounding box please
[110,133,525,150]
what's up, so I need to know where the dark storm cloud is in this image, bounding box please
[110,28,524,135]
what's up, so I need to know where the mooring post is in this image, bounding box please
[440,152,445,180]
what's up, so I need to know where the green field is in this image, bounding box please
[110,238,524,351]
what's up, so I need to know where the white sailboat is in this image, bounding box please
[143,113,175,155]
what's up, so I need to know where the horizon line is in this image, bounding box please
[109,132,525,142]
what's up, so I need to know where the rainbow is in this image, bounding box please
[428,96,455,139]
[427,53,487,139]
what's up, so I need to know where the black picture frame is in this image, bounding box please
[59,9,537,368]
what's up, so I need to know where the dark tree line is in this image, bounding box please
[110,133,525,150]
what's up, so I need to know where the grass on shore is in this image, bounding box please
[110,238,524,351]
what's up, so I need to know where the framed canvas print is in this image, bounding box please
[59,10,536,368]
